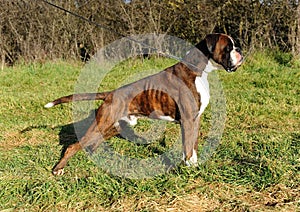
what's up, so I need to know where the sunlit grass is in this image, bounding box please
[0,53,299,211]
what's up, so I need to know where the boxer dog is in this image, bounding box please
[45,33,243,175]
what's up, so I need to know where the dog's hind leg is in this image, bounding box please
[52,132,94,175]
[52,141,82,175]
[52,103,123,175]
[52,119,108,175]
[52,124,118,175]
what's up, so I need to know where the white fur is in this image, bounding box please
[228,36,235,46]
[121,115,138,126]
[114,115,138,128]
[182,62,217,167]
[184,149,198,166]
[44,102,54,108]
[158,115,175,122]
[117,115,175,128]
[195,61,217,117]
[228,35,241,67]
[203,60,218,73]
[230,49,239,66]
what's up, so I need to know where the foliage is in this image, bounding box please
[0,0,299,65]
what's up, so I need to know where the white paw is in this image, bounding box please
[183,149,198,166]
[52,168,64,176]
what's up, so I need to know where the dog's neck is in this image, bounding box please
[195,39,211,58]
[182,47,218,75]
[203,60,218,75]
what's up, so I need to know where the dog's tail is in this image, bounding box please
[44,92,110,108]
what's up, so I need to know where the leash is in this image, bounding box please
[38,0,210,74]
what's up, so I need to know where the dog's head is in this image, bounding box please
[196,33,243,72]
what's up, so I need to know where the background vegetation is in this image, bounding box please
[0,0,300,65]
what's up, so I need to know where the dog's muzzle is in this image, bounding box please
[227,49,243,73]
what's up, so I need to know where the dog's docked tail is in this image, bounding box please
[44,92,110,108]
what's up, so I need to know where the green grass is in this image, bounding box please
[0,53,299,211]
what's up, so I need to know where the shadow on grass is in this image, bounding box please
[57,110,96,159]
[20,110,96,169]
[57,111,168,154]
[21,109,173,173]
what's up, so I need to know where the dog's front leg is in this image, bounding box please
[181,116,200,166]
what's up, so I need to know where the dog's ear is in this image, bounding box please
[205,34,221,54]
[195,33,220,57]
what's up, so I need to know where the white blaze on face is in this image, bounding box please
[229,36,242,67]
[230,49,239,66]
[230,47,243,68]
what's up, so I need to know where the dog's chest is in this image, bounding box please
[195,74,210,116]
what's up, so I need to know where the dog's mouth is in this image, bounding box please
[226,57,244,73]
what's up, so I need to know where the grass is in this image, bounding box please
[0,52,299,211]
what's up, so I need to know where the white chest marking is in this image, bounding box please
[195,61,217,117]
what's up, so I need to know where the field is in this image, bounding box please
[0,51,299,211]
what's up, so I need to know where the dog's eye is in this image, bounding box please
[225,46,232,52]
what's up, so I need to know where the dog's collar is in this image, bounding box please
[159,49,215,75]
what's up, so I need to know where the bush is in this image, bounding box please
[0,0,299,65]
